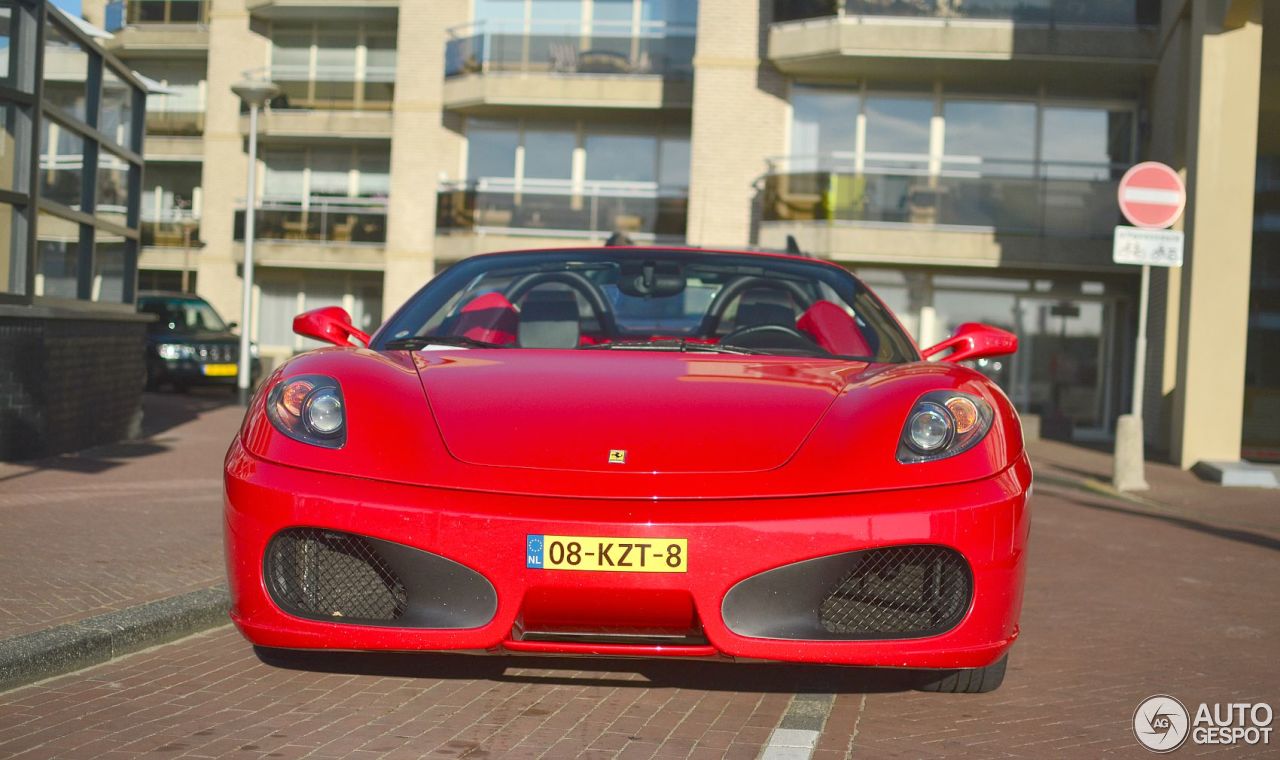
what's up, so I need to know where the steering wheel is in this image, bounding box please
[719,323,830,355]
[504,271,619,337]
[698,276,814,336]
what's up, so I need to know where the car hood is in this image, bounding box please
[414,350,870,473]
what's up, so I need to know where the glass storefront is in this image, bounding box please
[858,268,1132,441]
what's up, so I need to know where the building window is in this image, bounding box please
[34,209,78,298]
[448,117,689,238]
[257,269,382,352]
[100,66,135,151]
[39,118,83,210]
[942,99,1037,176]
[263,145,390,201]
[0,6,13,85]
[270,22,397,111]
[43,18,87,123]
[0,7,144,305]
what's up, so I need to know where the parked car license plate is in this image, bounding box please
[526,535,687,573]
[202,363,237,377]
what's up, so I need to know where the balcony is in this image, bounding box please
[145,108,204,136]
[141,210,201,248]
[768,0,1159,89]
[104,0,210,55]
[436,179,687,257]
[235,197,387,244]
[759,157,1123,270]
[245,0,397,21]
[443,21,695,113]
[232,198,388,270]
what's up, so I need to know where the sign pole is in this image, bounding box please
[1131,264,1149,421]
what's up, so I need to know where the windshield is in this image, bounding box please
[140,296,230,334]
[377,249,918,362]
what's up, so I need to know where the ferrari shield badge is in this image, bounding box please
[608,449,627,464]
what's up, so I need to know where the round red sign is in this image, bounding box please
[1117,162,1185,230]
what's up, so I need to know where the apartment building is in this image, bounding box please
[83,0,1274,468]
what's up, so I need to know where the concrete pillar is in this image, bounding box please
[684,0,788,249]
[1170,0,1263,468]
[381,0,466,320]
[196,0,267,324]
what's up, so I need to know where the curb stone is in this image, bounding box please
[0,586,230,692]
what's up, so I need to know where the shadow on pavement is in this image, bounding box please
[0,389,235,483]
[1055,492,1280,553]
[253,647,926,694]
[140,388,238,438]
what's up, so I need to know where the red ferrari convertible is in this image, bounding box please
[225,246,1029,693]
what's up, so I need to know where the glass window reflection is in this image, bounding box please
[92,229,127,303]
[100,67,135,150]
[35,211,80,298]
[1041,107,1134,179]
[943,100,1036,177]
[97,151,131,225]
[790,85,858,170]
[864,96,932,172]
[43,20,88,123]
[40,119,84,209]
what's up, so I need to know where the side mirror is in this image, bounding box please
[293,306,371,348]
[921,322,1017,363]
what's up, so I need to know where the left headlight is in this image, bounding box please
[897,390,993,463]
[266,374,345,449]
[157,343,194,360]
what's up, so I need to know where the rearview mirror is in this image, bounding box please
[293,306,371,348]
[921,322,1017,363]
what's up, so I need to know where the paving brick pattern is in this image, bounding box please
[0,392,238,638]
[2,432,1279,757]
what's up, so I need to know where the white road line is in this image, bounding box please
[760,728,820,760]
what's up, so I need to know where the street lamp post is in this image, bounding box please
[231,78,279,406]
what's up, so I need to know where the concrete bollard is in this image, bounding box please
[1112,414,1150,492]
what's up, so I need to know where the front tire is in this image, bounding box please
[916,654,1007,693]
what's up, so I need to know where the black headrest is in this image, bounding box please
[735,289,795,329]
[518,289,580,349]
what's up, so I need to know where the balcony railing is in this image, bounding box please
[141,209,201,248]
[774,0,1160,26]
[105,0,209,31]
[437,179,688,239]
[762,156,1124,238]
[234,197,388,244]
[145,109,205,135]
[268,65,396,111]
[445,20,696,80]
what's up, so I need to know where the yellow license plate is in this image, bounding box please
[526,535,687,573]
[202,363,237,377]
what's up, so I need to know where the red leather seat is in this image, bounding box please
[797,300,874,357]
[451,292,518,345]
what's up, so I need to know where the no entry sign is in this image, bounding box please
[1117,162,1185,229]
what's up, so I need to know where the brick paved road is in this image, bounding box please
[1,461,1277,758]
[0,392,238,638]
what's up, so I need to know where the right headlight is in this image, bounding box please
[897,390,993,463]
[266,374,346,449]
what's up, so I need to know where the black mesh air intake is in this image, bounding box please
[818,546,970,637]
[266,528,408,623]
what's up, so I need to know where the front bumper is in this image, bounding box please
[225,442,1031,669]
[149,357,262,386]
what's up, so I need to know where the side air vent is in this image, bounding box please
[722,545,973,641]
[266,528,408,623]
